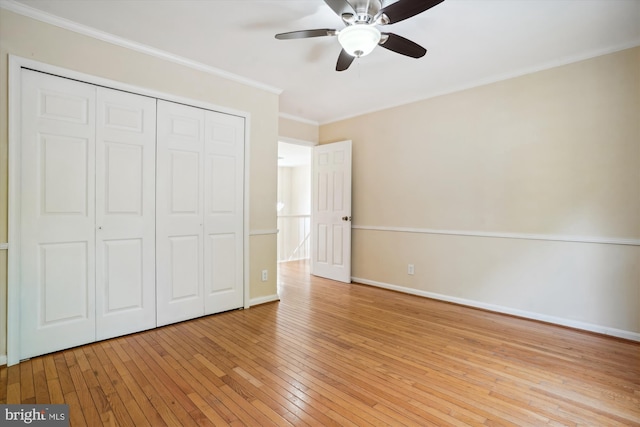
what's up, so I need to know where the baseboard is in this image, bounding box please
[352,276,640,342]
[0,354,6,366]
[249,294,280,307]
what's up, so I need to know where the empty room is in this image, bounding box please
[1,0,639,425]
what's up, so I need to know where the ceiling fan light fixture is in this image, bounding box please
[338,24,381,57]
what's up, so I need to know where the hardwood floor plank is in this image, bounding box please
[31,358,50,403]
[63,391,88,427]
[101,342,166,427]
[6,365,21,404]
[0,365,7,403]
[19,360,35,403]
[64,351,104,427]
[187,392,230,425]
[2,260,639,426]
[46,378,65,405]
[43,354,58,382]
[54,353,75,397]
[83,345,138,427]
[122,340,198,426]
[159,331,310,426]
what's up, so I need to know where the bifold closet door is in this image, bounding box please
[203,111,245,314]
[95,87,157,340]
[156,100,245,326]
[19,70,157,359]
[19,70,97,359]
[156,101,206,326]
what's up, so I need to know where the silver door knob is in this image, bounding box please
[342,216,351,221]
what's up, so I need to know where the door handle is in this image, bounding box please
[341,216,352,221]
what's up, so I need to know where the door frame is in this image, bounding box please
[7,55,252,366]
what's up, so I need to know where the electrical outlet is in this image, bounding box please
[261,269,268,281]
[408,264,414,275]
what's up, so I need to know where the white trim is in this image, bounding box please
[0,0,282,96]
[0,243,8,250]
[352,277,640,342]
[322,40,640,125]
[352,225,640,247]
[250,229,279,236]
[7,55,22,366]
[7,56,253,365]
[244,117,252,311]
[279,113,319,126]
[12,56,251,120]
[249,294,280,306]
[0,355,7,366]
[278,136,319,147]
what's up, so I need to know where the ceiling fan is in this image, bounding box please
[275,0,444,71]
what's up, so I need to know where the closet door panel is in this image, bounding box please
[19,70,97,360]
[204,112,245,314]
[157,101,205,326]
[95,87,157,340]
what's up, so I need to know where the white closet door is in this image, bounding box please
[19,70,97,359]
[95,88,157,339]
[156,100,205,326]
[204,111,244,314]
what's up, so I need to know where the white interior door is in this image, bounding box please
[311,140,352,283]
[203,111,245,314]
[156,100,205,326]
[19,70,97,359]
[95,87,157,339]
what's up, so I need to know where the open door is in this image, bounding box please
[311,140,352,283]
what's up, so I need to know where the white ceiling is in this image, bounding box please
[8,0,640,124]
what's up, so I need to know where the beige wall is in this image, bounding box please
[0,10,280,358]
[321,47,640,336]
[279,116,319,143]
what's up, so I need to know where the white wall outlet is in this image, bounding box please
[261,269,268,281]
[408,264,415,275]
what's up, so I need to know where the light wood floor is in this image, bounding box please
[2,260,639,426]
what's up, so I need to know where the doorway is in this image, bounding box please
[277,141,312,267]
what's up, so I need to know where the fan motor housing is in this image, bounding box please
[351,0,383,22]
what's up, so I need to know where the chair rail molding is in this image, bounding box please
[352,225,640,246]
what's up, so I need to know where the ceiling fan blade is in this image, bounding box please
[324,0,356,19]
[336,49,355,71]
[379,33,426,58]
[378,0,444,25]
[275,29,337,40]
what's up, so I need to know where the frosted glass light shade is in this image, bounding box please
[338,25,381,57]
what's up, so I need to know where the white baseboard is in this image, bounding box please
[352,276,640,342]
[249,294,280,307]
[0,354,6,366]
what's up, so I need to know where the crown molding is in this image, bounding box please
[0,0,283,95]
[278,112,319,126]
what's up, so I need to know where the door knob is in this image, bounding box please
[342,216,352,221]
